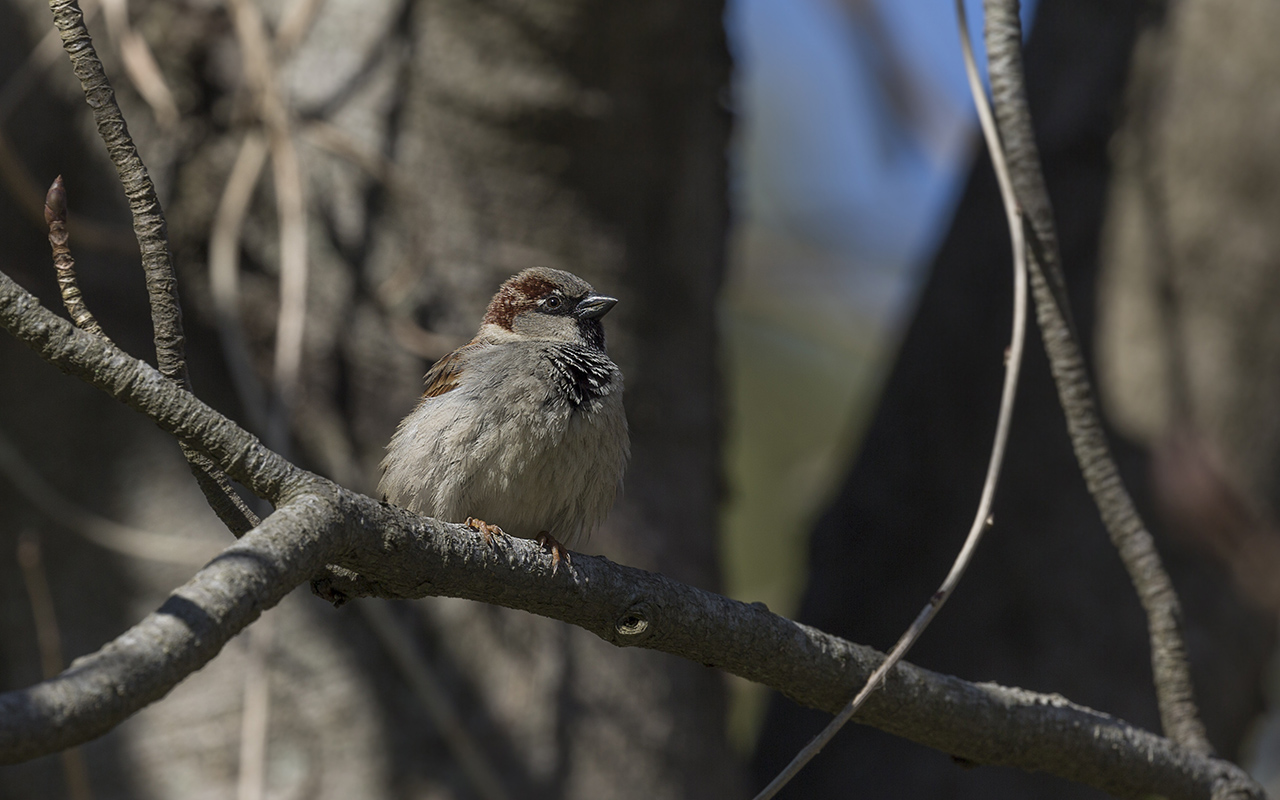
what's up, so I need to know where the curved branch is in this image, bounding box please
[752,6,1033,794]
[0,267,1261,800]
[981,0,1211,756]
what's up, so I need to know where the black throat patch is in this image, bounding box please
[545,344,616,409]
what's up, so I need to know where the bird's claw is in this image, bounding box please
[536,531,571,575]
[465,517,506,546]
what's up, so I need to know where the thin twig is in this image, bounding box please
[751,7,1031,796]
[981,0,1211,756]
[275,0,327,56]
[50,0,182,380]
[17,531,95,800]
[16,533,69,689]
[0,130,135,254]
[217,10,312,789]
[49,0,261,536]
[212,37,505,792]
[45,176,109,340]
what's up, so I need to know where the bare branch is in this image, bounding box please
[981,0,1211,756]
[100,0,180,128]
[209,132,272,436]
[49,0,261,536]
[0,268,1261,799]
[49,0,182,381]
[0,272,296,503]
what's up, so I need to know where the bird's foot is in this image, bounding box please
[535,531,572,575]
[465,517,507,546]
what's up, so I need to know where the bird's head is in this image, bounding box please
[480,267,617,351]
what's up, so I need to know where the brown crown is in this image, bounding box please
[481,268,590,330]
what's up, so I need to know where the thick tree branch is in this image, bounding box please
[0,268,1261,800]
[982,0,1211,757]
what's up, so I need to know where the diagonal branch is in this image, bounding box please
[0,256,1263,800]
[981,0,1211,756]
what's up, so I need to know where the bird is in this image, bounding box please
[379,267,630,572]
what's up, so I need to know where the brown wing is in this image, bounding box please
[421,344,476,398]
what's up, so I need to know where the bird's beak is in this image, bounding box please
[574,295,618,320]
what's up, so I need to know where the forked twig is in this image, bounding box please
[48,0,260,536]
[981,0,1210,756]
[0,265,1265,796]
[752,7,1031,796]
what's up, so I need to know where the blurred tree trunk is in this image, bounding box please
[0,0,738,797]
[1099,6,1280,789]
[1099,0,1280,541]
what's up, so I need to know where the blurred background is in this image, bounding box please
[1,0,1278,798]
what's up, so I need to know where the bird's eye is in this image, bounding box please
[543,295,563,311]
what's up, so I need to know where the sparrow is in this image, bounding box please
[379,268,630,571]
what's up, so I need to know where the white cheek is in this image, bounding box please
[477,323,522,343]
